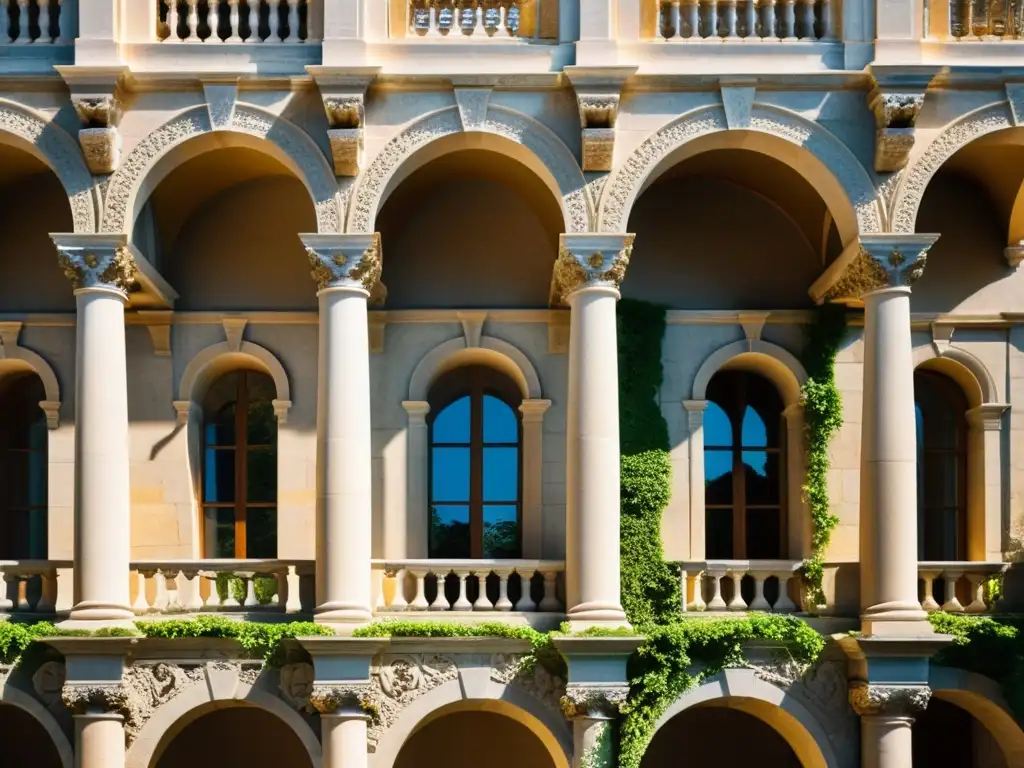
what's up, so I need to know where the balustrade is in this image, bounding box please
[938,0,1024,38]
[157,0,308,42]
[408,0,523,38]
[917,561,1007,614]
[1,0,64,44]
[374,559,564,612]
[0,560,67,614]
[678,560,803,613]
[658,0,831,39]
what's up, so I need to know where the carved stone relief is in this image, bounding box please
[32,661,67,709]
[367,653,458,751]
[868,88,926,173]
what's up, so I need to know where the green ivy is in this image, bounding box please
[799,304,846,604]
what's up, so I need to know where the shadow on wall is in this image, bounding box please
[912,698,1008,768]
[0,703,64,768]
[394,710,558,768]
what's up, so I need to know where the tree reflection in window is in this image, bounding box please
[914,369,967,561]
[201,370,277,559]
[0,373,48,559]
[704,370,784,559]
[429,366,521,559]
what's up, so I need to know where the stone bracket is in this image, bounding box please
[866,67,938,174]
[307,66,381,177]
[55,65,131,176]
[136,310,174,357]
[565,66,637,173]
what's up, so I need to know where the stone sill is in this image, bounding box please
[612,39,847,74]
[373,610,565,633]
[362,40,574,76]
[0,43,73,74]
[121,41,322,76]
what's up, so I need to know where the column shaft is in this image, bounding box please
[860,715,914,768]
[75,714,125,768]
[322,713,369,768]
[402,401,431,559]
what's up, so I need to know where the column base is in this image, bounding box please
[861,601,931,637]
[315,602,373,627]
[565,601,630,630]
[64,601,135,626]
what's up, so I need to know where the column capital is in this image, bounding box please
[519,398,552,422]
[551,234,634,305]
[50,233,137,295]
[61,682,129,716]
[812,234,941,304]
[402,400,431,422]
[560,683,629,719]
[966,403,1010,430]
[848,682,931,718]
[309,683,376,717]
[300,233,383,295]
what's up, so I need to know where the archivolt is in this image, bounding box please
[598,103,881,244]
[0,98,97,233]
[100,103,342,235]
[347,105,591,234]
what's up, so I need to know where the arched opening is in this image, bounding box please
[151,705,314,768]
[394,707,561,768]
[624,147,843,309]
[913,697,1008,768]
[0,142,75,312]
[377,148,563,308]
[0,370,48,559]
[0,702,64,768]
[642,705,802,767]
[200,368,278,558]
[132,144,317,311]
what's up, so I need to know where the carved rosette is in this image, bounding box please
[62,683,130,716]
[304,233,383,294]
[55,245,137,293]
[849,682,932,718]
[560,684,628,720]
[552,234,634,305]
[309,683,377,716]
[868,87,926,173]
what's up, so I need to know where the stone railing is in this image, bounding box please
[677,560,803,613]
[933,0,1024,39]
[657,0,833,40]
[130,559,315,614]
[407,0,524,38]
[0,560,70,614]
[918,561,1008,613]
[157,0,310,42]
[1,0,66,44]
[374,559,564,612]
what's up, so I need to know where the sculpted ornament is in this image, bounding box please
[849,682,931,717]
[279,662,315,710]
[868,88,926,173]
[490,653,566,716]
[306,233,382,293]
[552,235,634,305]
[32,661,67,708]
[825,235,938,303]
[367,654,458,751]
[309,683,377,715]
[62,683,130,715]
[56,246,137,293]
[560,684,628,719]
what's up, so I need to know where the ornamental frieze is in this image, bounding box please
[367,653,458,751]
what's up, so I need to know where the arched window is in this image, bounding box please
[704,371,784,560]
[201,370,277,559]
[915,369,968,561]
[428,366,522,559]
[0,373,48,559]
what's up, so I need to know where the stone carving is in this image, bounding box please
[203,84,238,131]
[323,96,367,177]
[848,682,932,717]
[551,237,633,304]
[454,89,491,131]
[279,662,315,710]
[578,95,619,173]
[101,105,342,234]
[560,684,628,719]
[599,104,882,236]
[68,81,127,175]
[73,96,122,128]
[325,96,365,129]
[32,661,66,708]
[306,233,382,292]
[0,99,96,233]
[823,251,889,303]
[79,128,121,176]
[490,654,565,716]
[367,654,458,751]
[56,245,138,292]
[122,662,203,742]
[868,88,926,173]
[309,683,376,715]
[62,683,130,715]
[825,237,936,302]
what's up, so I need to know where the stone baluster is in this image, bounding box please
[688,571,707,610]
[430,572,451,610]
[726,569,746,610]
[514,571,537,611]
[388,569,409,611]
[941,570,964,612]
[16,577,30,610]
[452,572,472,610]
[797,0,814,36]
[179,571,203,611]
[850,683,932,768]
[494,570,513,610]
[471,571,493,610]
[919,570,940,611]
[410,570,430,609]
[267,0,281,39]
[556,234,633,629]
[131,572,150,613]
[51,235,136,627]
[775,571,798,612]
[225,0,241,40]
[300,234,382,627]
[166,0,180,39]
[539,570,560,611]
[207,0,221,39]
[779,0,795,37]
[760,0,776,37]
[204,575,222,608]
[965,573,988,613]
[722,0,739,37]
[819,0,831,36]
[185,0,200,39]
[665,1,681,37]
[682,0,699,36]
[706,569,727,610]
[13,0,29,43]
[152,572,169,612]
[286,0,300,40]
[706,0,720,36]
[743,0,757,36]
[247,0,261,40]
[38,0,53,42]
[749,573,771,611]
[0,571,13,612]
[242,574,259,607]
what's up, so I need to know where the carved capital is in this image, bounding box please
[62,683,129,716]
[310,683,377,716]
[52,238,138,294]
[308,67,378,177]
[300,233,383,294]
[560,684,628,719]
[868,86,926,173]
[551,233,634,304]
[849,682,931,717]
[822,234,940,303]
[57,66,129,174]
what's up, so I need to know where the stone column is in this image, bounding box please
[520,399,552,559]
[300,233,383,626]
[555,234,633,628]
[965,404,1008,562]
[850,682,931,768]
[312,687,374,768]
[854,234,940,637]
[50,234,136,626]
[401,400,431,559]
[683,400,707,561]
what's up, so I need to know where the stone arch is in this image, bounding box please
[0,682,74,768]
[348,105,591,235]
[371,677,572,768]
[692,339,807,407]
[126,671,320,768]
[101,103,342,236]
[928,666,1024,767]
[408,335,543,401]
[0,98,97,233]
[890,100,1015,233]
[0,332,61,428]
[599,103,881,244]
[650,668,840,768]
[178,340,291,413]
[912,343,998,408]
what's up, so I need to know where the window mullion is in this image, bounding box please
[470,384,483,559]
[235,372,247,559]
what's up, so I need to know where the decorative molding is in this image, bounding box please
[62,683,130,715]
[738,311,769,342]
[454,88,492,131]
[278,662,315,711]
[1006,243,1024,269]
[0,321,20,349]
[490,653,565,716]
[848,682,931,717]
[172,400,193,426]
[308,67,379,177]
[56,66,129,175]
[868,87,925,173]
[560,684,628,719]
[222,316,248,353]
[566,67,636,173]
[39,401,60,430]
[368,654,459,751]
[457,311,487,348]
[301,233,383,293]
[551,234,634,305]
[309,683,376,715]
[721,81,755,130]
[272,398,292,425]
[122,662,204,742]
[0,321,62,425]
[51,236,137,294]
[812,235,940,304]
[32,661,66,709]
[203,82,239,131]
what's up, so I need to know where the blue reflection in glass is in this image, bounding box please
[705,450,731,483]
[432,447,470,502]
[741,405,767,447]
[705,402,732,448]
[484,447,518,501]
[483,395,517,443]
[434,397,470,443]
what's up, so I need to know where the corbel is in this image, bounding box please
[137,310,174,357]
[368,312,386,354]
[222,316,248,352]
[307,66,381,177]
[866,67,937,173]
[565,66,637,173]
[55,66,131,175]
[1006,243,1024,269]
[457,311,487,348]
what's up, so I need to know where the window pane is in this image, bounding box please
[204,448,236,503]
[433,397,470,443]
[743,451,779,506]
[706,508,733,559]
[483,396,517,443]
[27,449,46,508]
[483,505,519,558]
[205,418,235,447]
[746,509,781,559]
[705,449,732,505]
[432,447,470,502]
[26,507,46,559]
[246,507,277,558]
[247,448,276,503]
[705,402,732,448]
[741,405,768,448]
[247,397,276,446]
[203,508,236,558]
[430,505,470,558]
[4,452,28,508]
[484,447,518,502]
[922,452,958,509]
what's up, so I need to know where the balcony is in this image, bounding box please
[655,0,834,41]
[917,561,1008,614]
[156,0,308,43]
[921,0,1024,62]
[0,0,74,72]
[677,560,805,614]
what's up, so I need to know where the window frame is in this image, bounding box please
[427,366,523,560]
